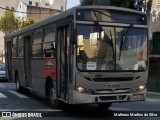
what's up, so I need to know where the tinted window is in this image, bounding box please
[33,29,42,44]
[32,29,42,57]
[43,26,55,57]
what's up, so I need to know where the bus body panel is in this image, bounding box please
[31,59,46,96]
[4,6,149,107]
[72,90,146,104]
[14,59,26,86]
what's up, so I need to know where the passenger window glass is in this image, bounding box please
[32,44,42,57]
[43,42,55,57]
[12,47,18,57]
[33,29,42,44]
[17,47,23,57]
[44,26,55,42]
[43,25,55,57]
[13,37,17,47]
[17,35,23,46]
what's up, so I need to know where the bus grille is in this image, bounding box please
[99,96,117,101]
[96,88,130,94]
[99,95,126,101]
[93,77,134,82]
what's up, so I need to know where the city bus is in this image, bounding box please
[4,6,148,109]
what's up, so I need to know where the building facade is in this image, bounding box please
[16,0,65,21]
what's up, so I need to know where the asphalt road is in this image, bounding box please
[0,82,160,120]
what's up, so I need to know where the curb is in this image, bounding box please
[147,91,160,95]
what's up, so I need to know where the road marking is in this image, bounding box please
[8,90,29,98]
[109,107,131,111]
[0,92,8,98]
[146,98,160,102]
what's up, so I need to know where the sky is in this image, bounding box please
[67,0,80,9]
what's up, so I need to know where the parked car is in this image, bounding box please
[0,64,7,81]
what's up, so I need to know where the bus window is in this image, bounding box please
[33,29,42,44]
[32,44,42,57]
[32,29,42,57]
[12,37,17,47]
[43,25,55,58]
[43,42,55,57]
[17,35,23,58]
[12,37,18,58]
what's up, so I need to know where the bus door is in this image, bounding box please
[57,26,70,100]
[24,35,32,88]
[6,40,12,81]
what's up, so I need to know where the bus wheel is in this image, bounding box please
[98,103,112,109]
[49,87,59,108]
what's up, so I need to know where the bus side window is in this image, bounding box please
[43,42,55,58]
[43,25,55,58]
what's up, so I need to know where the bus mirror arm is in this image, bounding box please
[71,44,75,54]
[71,29,76,44]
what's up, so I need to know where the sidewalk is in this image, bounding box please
[146,91,160,99]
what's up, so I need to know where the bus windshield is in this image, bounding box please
[76,25,147,71]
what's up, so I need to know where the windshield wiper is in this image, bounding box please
[119,24,133,60]
[110,30,115,59]
[110,30,117,70]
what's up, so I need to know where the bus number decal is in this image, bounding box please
[87,62,97,70]
[44,59,56,80]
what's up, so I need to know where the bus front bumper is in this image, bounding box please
[72,90,146,104]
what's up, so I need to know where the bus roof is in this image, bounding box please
[4,6,146,39]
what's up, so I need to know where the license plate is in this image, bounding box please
[132,94,144,99]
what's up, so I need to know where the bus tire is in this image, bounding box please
[98,103,112,109]
[15,74,26,93]
[49,86,59,109]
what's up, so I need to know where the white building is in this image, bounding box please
[16,0,66,21]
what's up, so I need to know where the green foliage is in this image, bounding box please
[80,0,152,14]
[111,0,130,8]
[80,0,93,6]
[0,10,18,35]
[18,17,34,29]
[0,10,35,35]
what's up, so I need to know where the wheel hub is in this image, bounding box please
[50,88,57,104]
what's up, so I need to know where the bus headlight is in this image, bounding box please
[76,87,85,93]
[75,87,93,94]
[132,85,146,92]
[138,85,145,91]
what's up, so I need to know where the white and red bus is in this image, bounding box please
[5,6,148,109]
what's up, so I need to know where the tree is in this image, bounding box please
[80,0,94,6]
[110,0,130,8]
[0,10,35,35]
[18,17,34,29]
[80,0,152,14]
[0,10,18,35]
